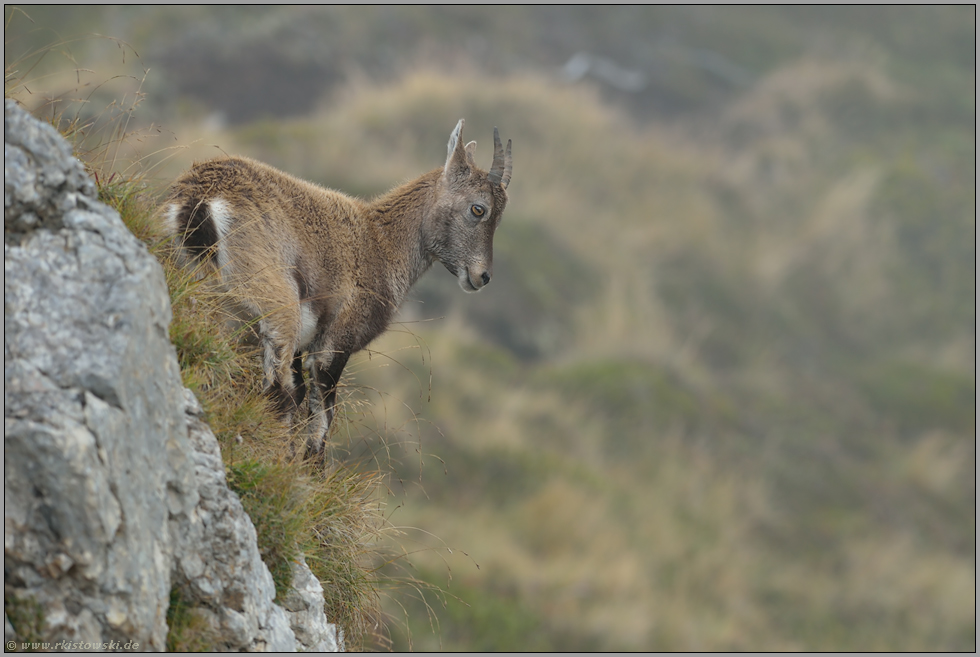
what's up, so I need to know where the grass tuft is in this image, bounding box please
[4,592,46,648]
[226,459,307,599]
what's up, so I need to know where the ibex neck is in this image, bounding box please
[365,169,441,302]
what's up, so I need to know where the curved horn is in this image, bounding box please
[444,119,465,176]
[488,127,511,188]
[501,137,512,189]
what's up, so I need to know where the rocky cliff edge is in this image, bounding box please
[4,99,341,652]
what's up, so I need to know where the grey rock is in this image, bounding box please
[4,99,342,651]
[4,99,96,241]
[283,556,345,652]
[5,99,187,649]
[169,391,299,652]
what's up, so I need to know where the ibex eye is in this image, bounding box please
[470,204,486,218]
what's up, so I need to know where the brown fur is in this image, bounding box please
[164,120,512,462]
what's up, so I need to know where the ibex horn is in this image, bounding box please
[488,127,512,189]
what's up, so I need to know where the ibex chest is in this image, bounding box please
[301,277,397,354]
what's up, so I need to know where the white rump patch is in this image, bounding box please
[208,197,232,240]
[163,203,179,235]
[208,197,232,269]
[299,301,318,349]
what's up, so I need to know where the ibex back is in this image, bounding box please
[165,119,512,461]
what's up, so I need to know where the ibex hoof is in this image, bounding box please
[304,435,328,469]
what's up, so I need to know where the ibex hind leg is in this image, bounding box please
[303,350,350,468]
[303,367,329,466]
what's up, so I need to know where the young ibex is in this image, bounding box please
[165,120,512,460]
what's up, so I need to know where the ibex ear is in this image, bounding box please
[444,118,469,179]
[464,140,478,167]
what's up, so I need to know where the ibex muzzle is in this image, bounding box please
[166,119,512,464]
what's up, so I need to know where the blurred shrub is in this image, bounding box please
[533,360,706,460]
[857,360,975,435]
[872,161,976,333]
[412,220,599,360]
[386,569,559,652]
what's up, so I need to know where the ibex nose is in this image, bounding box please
[481,271,491,286]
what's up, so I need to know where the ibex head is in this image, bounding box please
[429,119,512,293]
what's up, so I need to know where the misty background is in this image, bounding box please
[6,6,975,650]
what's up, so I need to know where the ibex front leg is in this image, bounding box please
[304,346,350,466]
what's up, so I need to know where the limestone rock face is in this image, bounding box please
[4,98,98,241]
[4,98,190,650]
[4,99,340,651]
[282,556,345,652]
[172,391,297,652]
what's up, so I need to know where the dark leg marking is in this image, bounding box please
[304,351,351,464]
[317,351,351,431]
[267,378,299,418]
[291,352,306,408]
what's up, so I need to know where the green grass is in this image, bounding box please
[164,586,215,652]
[225,460,308,599]
[4,593,46,649]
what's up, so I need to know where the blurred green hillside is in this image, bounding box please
[6,6,974,651]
